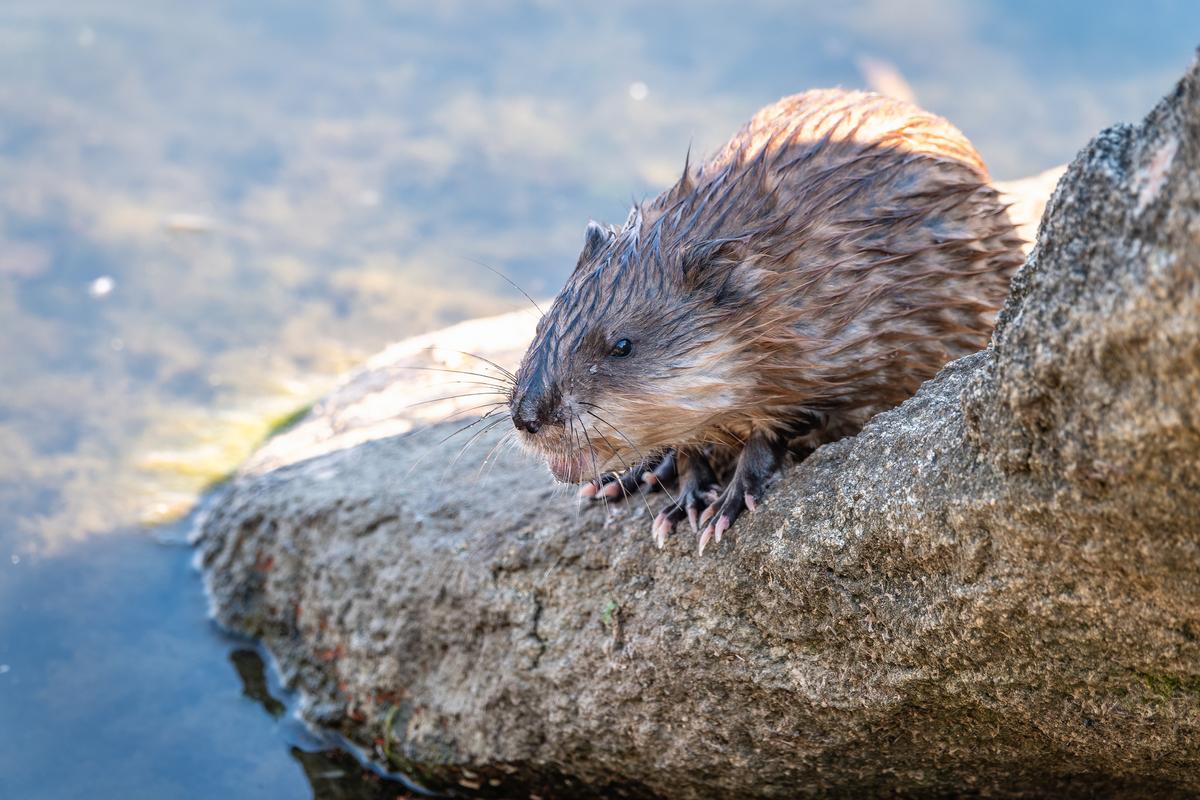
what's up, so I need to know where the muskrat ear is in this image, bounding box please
[681,238,759,306]
[680,238,740,282]
[581,221,615,262]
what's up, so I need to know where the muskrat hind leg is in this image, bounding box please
[580,451,674,501]
[697,432,787,555]
[651,450,720,549]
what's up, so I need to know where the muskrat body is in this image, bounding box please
[510,89,1024,553]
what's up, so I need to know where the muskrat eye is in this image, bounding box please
[610,338,633,358]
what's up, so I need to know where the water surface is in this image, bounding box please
[2,2,1198,796]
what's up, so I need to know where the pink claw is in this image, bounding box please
[698,504,716,527]
[686,506,699,533]
[714,515,731,544]
[643,473,658,486]
[697,525,714,556]
[600,481,623,499]
[578,482,598,498]
[652,512,673,549]
[744,494,757,512]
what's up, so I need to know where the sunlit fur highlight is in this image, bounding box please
[512,89,1025,483]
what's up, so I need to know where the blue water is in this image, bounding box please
[2,2,1198,797]
[0,522,413,798]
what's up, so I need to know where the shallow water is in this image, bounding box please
[1,2,1197,796]
[0,516,417,798]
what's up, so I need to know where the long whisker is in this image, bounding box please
[403,391,510,411]
[439,407,508,445]
[565,416,583,505]
[435,379,514,391]
[569,421,591,521]
[439,400,508,422]
[459,256,545,316]
[475,428,515,480]
[571,418,596,507]
[580,405,677,505]
[396,401,505,485]
[396,364,516,386]
[399,406,505,484]
[588,423,656,520]
[448,415,509,471]
[577,417,610,516]
[499,433,522,473]
[430,413,510,487]
[451,350,518,382]
[487,434,523,484]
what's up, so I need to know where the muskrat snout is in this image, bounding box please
[509,375,600,483]
[512,412,541,435]
[509,379,556,436]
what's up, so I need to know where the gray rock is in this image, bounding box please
[198,54,1200,799]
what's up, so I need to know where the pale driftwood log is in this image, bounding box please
[199,55,1200,798]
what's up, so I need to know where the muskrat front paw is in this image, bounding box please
[695,432,787,555]
[578,451,676,502]
[697,485,755,556]
[649,450,719,548]
[578,469,647,502]
[652,484,721,549]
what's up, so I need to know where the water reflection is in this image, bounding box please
[229,648,418,799]
[229,648,287,719]
[290,748,418,800]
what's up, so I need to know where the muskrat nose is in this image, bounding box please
[513,413,541,435]
[512,375,556,435]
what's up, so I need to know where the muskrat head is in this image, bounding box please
[510,215,760,484]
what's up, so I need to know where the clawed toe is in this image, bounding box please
[693,431,785,555]
[649,483,719,548]
[696,489,761,555]
[697,514,734,556]
[580,451,675,504]
[650,502,688,548]
[651,510,675,549]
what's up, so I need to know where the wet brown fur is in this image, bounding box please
[512,89,1025,485]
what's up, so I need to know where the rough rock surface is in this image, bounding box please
[198,57,1200,799]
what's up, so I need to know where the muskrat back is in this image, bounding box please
[509,89,1024,553]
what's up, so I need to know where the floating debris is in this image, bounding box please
[89,275,116,298]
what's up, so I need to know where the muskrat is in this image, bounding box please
[509,89,1024,554]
